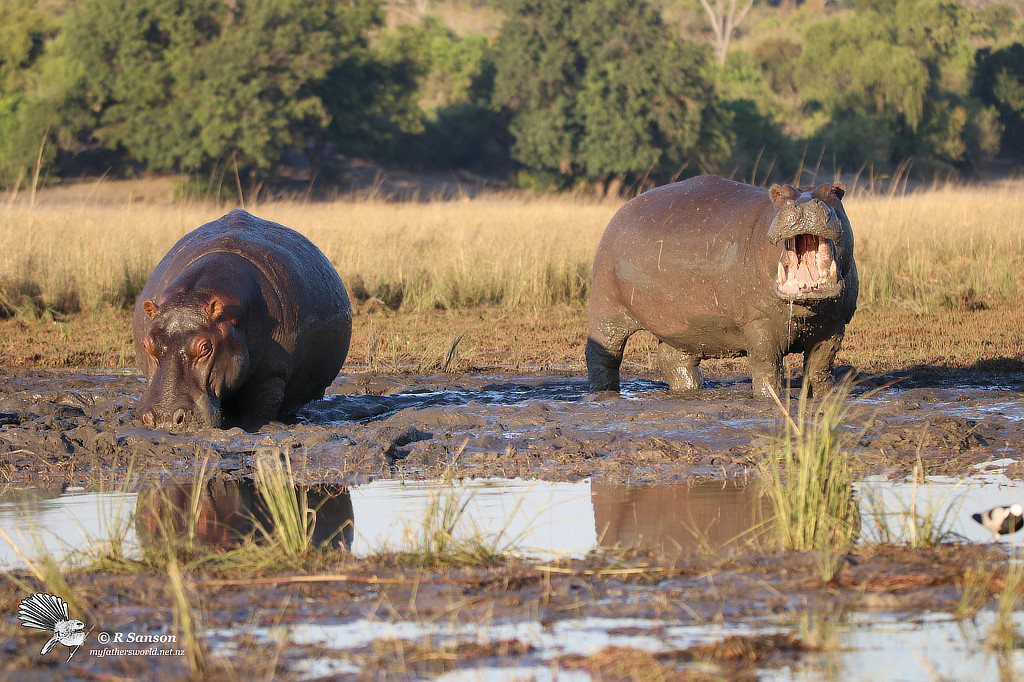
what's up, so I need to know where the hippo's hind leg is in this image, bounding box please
[657,342,703,393]
[802,332,844,397]
[586,312,640,392]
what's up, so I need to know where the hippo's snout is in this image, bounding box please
[768,198,842,245]
[136,394,220,432]
[769,199,846,301]
[140,407,188,429]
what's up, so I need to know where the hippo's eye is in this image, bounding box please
[196,340,213,359]
[144,336,163,361]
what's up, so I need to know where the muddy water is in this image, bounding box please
[2,366,1024,678]
[1,366,1022,485]
[0,487,136,567]
[0,478,774,568]
[6,472,1024,569]
[223,609,1024,681]
[6,473,1024,678]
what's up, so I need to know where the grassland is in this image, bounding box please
[1,176,1022,372]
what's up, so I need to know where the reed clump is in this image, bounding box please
[756,382,861,557]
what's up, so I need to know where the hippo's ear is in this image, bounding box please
[207,296,240,325]
[142,301,159,318]
[769,184,800,202]
[813,182,845,201]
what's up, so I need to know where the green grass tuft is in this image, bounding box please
[757,381,861,560]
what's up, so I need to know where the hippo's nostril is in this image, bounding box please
[173,409,186,425]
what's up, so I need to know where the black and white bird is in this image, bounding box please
[17,593,89,661]
[972,504,1024,540]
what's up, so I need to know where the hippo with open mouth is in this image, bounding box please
[586,175,858,398]
[133,209,352,431]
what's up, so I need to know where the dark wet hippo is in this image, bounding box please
[133,209,352,431]
[586,175,857,398]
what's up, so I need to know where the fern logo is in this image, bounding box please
[17,593,93,661]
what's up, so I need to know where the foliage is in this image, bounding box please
[0,1,58,185]
[750,37,802,97]
[0,0,1021,187]
[0,0,56,95]
[492,0,730,190]
[377,16,491,114]
[4,0,418,180]
[718,98,804,183]
[973,43,1024,158]
[373,16,508,172]
[795,0,1000,173]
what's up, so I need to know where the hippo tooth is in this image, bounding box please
[817,243,832,272]
[829,260,837,279]
[777,262,786,286]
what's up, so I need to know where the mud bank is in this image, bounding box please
[0,366,1021,486]
[0,540,1015,680]
[2,366,1024,679]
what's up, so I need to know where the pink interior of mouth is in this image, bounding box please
[790,234,822,282]
[778,234,835,295]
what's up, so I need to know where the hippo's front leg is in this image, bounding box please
[743,320,783,400]
[802,332,844,397]
[232,375,287,429]
[657,342,703,393]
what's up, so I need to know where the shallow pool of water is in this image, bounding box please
[215,608,1024,681]
[6,471,1024,678]
[0,488,137,568]
[5,469,1024,569]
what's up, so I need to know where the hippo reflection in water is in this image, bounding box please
[592,481,772,556]
[587,175,858,398]
[134,478,353,552]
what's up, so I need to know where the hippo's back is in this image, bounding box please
[158,209,341,298]
[602,175,771,247]
[592,176,776,327]
[139,209,349,332]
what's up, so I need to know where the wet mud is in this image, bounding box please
[0,538,1010,680]
[0,366,1022,486]
[2,366,1024,679]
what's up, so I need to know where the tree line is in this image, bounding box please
[0,0,1022,194]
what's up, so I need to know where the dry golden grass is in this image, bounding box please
[849,180,1024,308]
[0,187,617,315]
[1,177,1022,373]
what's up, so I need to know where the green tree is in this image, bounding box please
[798,0,1000,173]
[973,44,1024,159]
[15,0,418,178]
[373,16,508,173]
[0,1,58,185]
[492,0,729,192]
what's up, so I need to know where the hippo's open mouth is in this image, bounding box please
[774,234,842,300]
